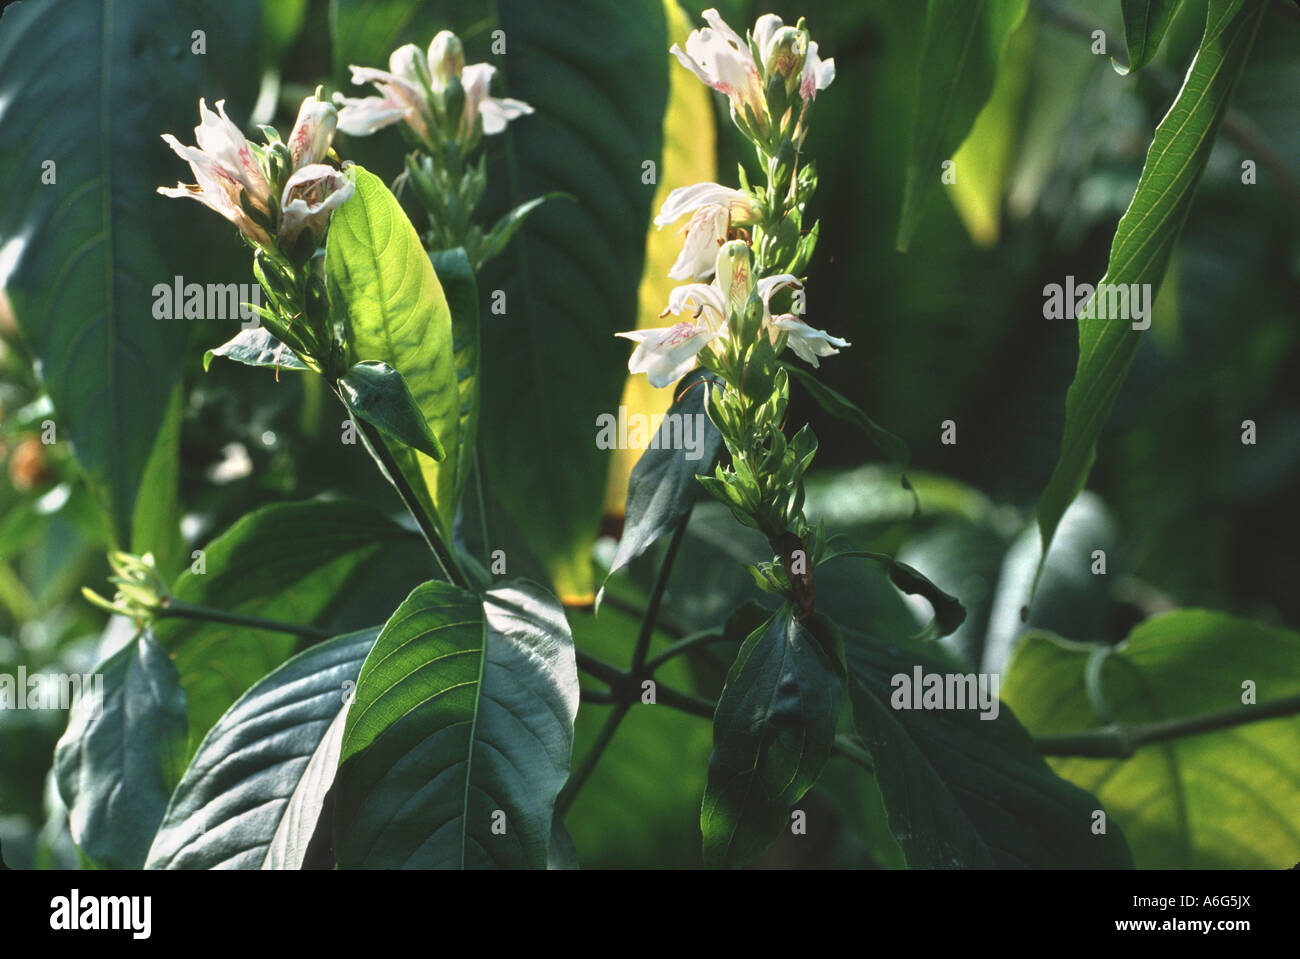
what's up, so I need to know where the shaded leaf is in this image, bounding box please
[146,628,377,869]
[203,326,310,373]
[339,360,446,462]
[1117,0,1184,74]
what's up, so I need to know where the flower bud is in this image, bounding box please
[389,43,431,88]
[287,95,339,171]
[428,31,465,89]
[763,26,807,87]
[715,240,755,322]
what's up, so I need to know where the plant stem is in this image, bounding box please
[1035,693,1300,758]
[354,416,468,589]
[631,513,691,672]
[556,702,630,816]
[159,599,330,641]
[575,650,625,689]
[832,734,874,773]
[644,629,727,673]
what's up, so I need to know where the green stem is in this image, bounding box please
[832,734,874,773]
[353,416,468,589]
[1035,693,1300,758]
[556,701,630,817]
[644,629,727,673]
[631,513,691,672]
[159,599,329,641]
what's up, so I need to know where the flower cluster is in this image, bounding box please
[158,93,353,257]
[619,9,848,568]
[336,31,533,151]
[335,31,540,270]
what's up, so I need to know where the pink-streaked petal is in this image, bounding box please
[479,96,533,135]
[617,323,720,388]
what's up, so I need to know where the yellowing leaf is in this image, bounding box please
[604,0,718,518]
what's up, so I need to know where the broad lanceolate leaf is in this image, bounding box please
[701,607,843,867]
[339,361,446,462]
[0,0,260,544]
[477,0,669,601]
[334,580,579,868]
[1002,610,1300,868]
[429,248,479,513]
[146,628,378,870]
[152,499,411,761]
[606,370,723,580]
[54,632,188,869]
[204,327,310,373]
[1034,0,1266,589]
[821,544,966,641]
[895,0,1029,252]
[1117,0,1184,74]
[844,628,1132,868]
[327,165,461,533]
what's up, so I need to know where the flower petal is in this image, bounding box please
[617,323,720,388]
[771,315,849,367]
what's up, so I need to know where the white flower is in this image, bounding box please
[460,62,533,138]
[671,8,765,125]
[286,94,339,170]
[668,205,729,281]
[616,323,723,388]
[771,314,850,367]
[800,41,835,101]
[158,99,274,246]
[335,49,432,141]
[279,165,355,247]
[655,182,755,228]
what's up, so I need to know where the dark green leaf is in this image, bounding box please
[153,499,412,761]
[607,370,723,579]
[1117,0,1183,74]
[821,541,967,640]
[895,0,1029,252]
[1034,1,1267,590]
[131,384,184,579]
[203,326,311,373]
[843,628,1132,867]
[334,580,579,868]
[54,632,188,869]
[1003,610,1300,868]
[701,606,843,867]
[146,628,378,870]
[783,363,909,467]
[478,194,555,267]
[476,0,669,600]
[0,0,260,543]
[327,165,461,531]
[339,360,446,462]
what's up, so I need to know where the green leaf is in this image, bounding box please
[131,384,184,579]
[429,247,480,512]
[146,628,378,870]
[701,606,843,867]
[843,628,1132,868]
[476,0,669,601]
[334,580,579,868]
[606,370,723,579]
[820,542,967,641]
[152,499,412,761]
[203,327,311,373]
[0,0,261,544]
[1002,610,1300,868]
[1117,0,1184,75]
[1034,0,1266,591]
[54,632,188,869]
[477,194,554,268]
[782,364,909,467]
[339,361,446,462]
[327,165,461,533]
[895,0,1029,252]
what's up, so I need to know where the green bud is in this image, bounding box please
[763,27,808,90]
[715,240,755,319]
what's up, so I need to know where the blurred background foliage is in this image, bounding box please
[0,0,1296,868]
